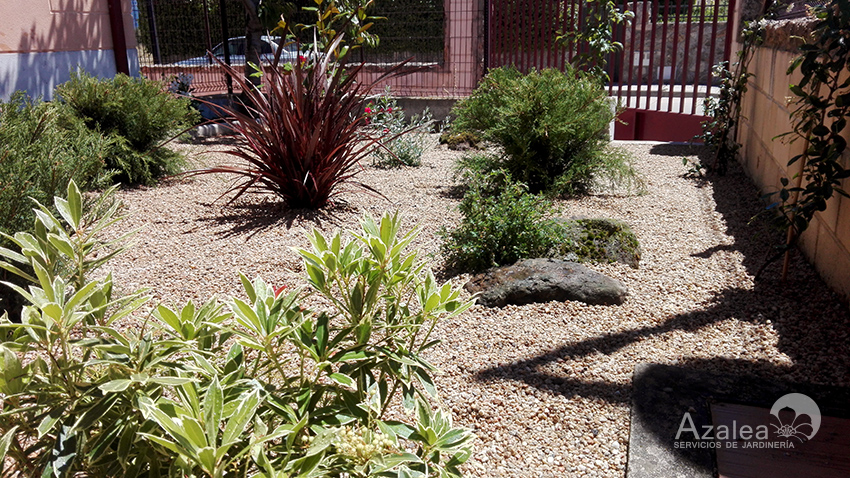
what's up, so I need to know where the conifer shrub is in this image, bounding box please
[0,92,112,237]
[56,70,199,185]
[451,66,641,196]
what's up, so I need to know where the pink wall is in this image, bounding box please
[0,0,136,54]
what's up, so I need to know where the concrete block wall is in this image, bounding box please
[737,22,850,299]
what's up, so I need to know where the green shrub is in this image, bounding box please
[0,92,111,237]
[56,70,198,185]
[451,66,641,196]
[0,184,475,477]
[441,168,565,272]
[366,89,432,168]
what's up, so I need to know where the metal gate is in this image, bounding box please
[486,0,736,141]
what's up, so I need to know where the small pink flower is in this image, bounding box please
[387,107,392,113]
[299,55,307,63]
[365,107,372,114]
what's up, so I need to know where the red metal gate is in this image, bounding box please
[486,0,735,142]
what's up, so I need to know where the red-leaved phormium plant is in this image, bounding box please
[185,33,409,209]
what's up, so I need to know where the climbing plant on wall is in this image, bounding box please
[700,19,765,174]
[769,0,850,278]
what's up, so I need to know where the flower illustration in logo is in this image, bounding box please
[769,393,821,442]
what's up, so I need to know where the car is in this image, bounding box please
[173,36,303,66]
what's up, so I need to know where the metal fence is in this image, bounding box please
[132,0,468,97]
[358,0,483,98]
[488,0,734,115]
[133,0,246,94]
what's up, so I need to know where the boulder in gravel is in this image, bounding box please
[556,217,641,269]
[464,258,627,307]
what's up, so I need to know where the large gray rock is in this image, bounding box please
[464,258,627,307]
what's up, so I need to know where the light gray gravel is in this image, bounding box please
[101,136,850,478]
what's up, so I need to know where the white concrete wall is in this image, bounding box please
[0,48,138,101]
[0,0,138,101]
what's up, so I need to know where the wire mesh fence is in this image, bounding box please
[133,0,246,94]
[132,0,477,98]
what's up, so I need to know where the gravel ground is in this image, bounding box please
[101,136,850,477]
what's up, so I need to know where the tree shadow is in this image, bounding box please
[2,8,127,101]
[473,145,850,471]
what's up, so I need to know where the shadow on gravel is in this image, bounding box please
[192,199,356,239]
[474,143,850,471]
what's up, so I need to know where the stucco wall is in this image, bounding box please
[737,20,850,299]
[0,0,138,100]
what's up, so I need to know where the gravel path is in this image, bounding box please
[102,137,850,477]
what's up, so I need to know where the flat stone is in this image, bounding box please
[464,258,627,307]
[628,363,850,478]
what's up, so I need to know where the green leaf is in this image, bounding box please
[38,413,62,439]
[329,372,355,388]
[373,452,422,471]
[203,377,223,447]
[153,305,182,335]
[66,180,83,228]
[0,426,18,467]
[47,234,75,259]
[0,345,23,394]
[137,432,182,455]
[379,420,416,440]
[51,425,78,478]
[99,379,132,392]
[239,272,257,304]
[197,446,216,474]
[222,389,262,446]
[149,377,195,386]
[182,417,209,449]
[305,264,327,290]
[224,342,244,375]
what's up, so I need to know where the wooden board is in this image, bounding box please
[711,402,850,478]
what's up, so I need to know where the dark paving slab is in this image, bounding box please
[627,363,850,478]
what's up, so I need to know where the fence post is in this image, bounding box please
[145,0,162,64]
[483,0,490,72]
[106,0,130,74]
[202,0,214,57]
[219,0,233,95]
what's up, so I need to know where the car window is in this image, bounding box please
[260,41,274,54]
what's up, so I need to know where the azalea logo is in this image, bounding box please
[673,392,821,450]
[769,393,821,442]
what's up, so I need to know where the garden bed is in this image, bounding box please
[102,137,850,477]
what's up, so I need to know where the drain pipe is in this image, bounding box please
[107,0,130,75]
